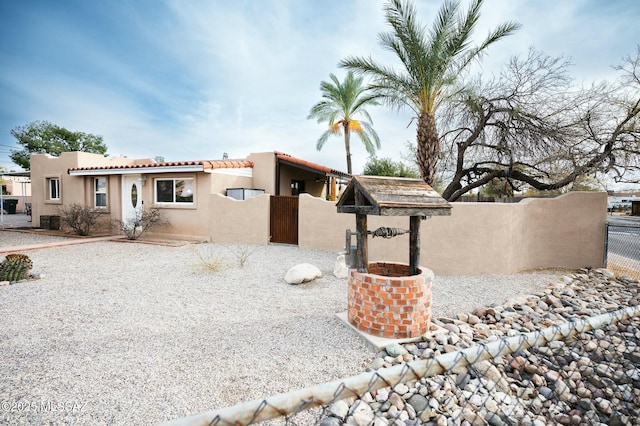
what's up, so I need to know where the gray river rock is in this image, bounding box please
[328,269,640,426]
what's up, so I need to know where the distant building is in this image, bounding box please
[0,171,31,213]
[607,191,640,209]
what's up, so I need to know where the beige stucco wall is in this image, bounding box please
[143,172,210,239]
[247,152,276,194]
[518,192,606,271]
[29,151,606,276]
[298,193,352,250]
[413,202,529,275]
[298,192,606,275]
[208,172,254,196]
[30,152,136,227]
[148,171,261,240]
[207,194,270,244]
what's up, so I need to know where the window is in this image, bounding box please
[47,178,60,200]
[94,177,107,208]
[155,178,194,204]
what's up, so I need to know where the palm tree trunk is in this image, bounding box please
[416,112,439,185]
[344,122,352,174]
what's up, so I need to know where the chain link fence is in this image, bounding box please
[163,301,640,426]
[605,222,640,280]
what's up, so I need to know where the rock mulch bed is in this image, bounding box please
[322,269,640,426]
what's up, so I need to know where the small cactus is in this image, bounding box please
[0,253,33,282]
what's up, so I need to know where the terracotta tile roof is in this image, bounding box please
[275,151,350,178]
[68,159,253,173]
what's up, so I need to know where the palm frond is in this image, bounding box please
[383,0,432,94]
[351,93,380,113]
[316,130,332,151]
[358,131,378,156]
[360,108,376,125]
[459,21,521,70]
[307,100,337,122]
[341,54,421,113]
[360,121,383,150]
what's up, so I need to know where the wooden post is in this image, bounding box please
[355,188,368,273]
[409,216,421,275]
[356,214,368,272]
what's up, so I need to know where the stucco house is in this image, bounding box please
[27,150,608,275]
[30,150,350,242]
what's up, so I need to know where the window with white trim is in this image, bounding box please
[94,177,107,208]
[47,178,60,200]
[155,178,194,204]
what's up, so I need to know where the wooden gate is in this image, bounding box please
[270,196,299,245]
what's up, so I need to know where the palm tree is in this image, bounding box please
[308,71,381,174]
[340,0,519,184]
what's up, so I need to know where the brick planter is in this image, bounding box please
[348,262,432,339]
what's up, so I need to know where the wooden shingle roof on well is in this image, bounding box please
[337,175,451,217]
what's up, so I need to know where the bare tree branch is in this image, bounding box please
[436,47,640,201]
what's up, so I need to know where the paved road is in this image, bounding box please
[607,215,640,227]
[607,215,640,263]
[0,212,31,228]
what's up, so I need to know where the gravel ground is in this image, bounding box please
[0,231,563,425]
[0,230,69,248]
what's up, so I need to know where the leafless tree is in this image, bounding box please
[59,203,101,236]
[436,47,640,201]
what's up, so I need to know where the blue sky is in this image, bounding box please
[1,0,639,187]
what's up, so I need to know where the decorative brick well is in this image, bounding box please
[348,261,433,339]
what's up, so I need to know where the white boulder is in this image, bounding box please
[285,263,322,284]
[333,254,349,279]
